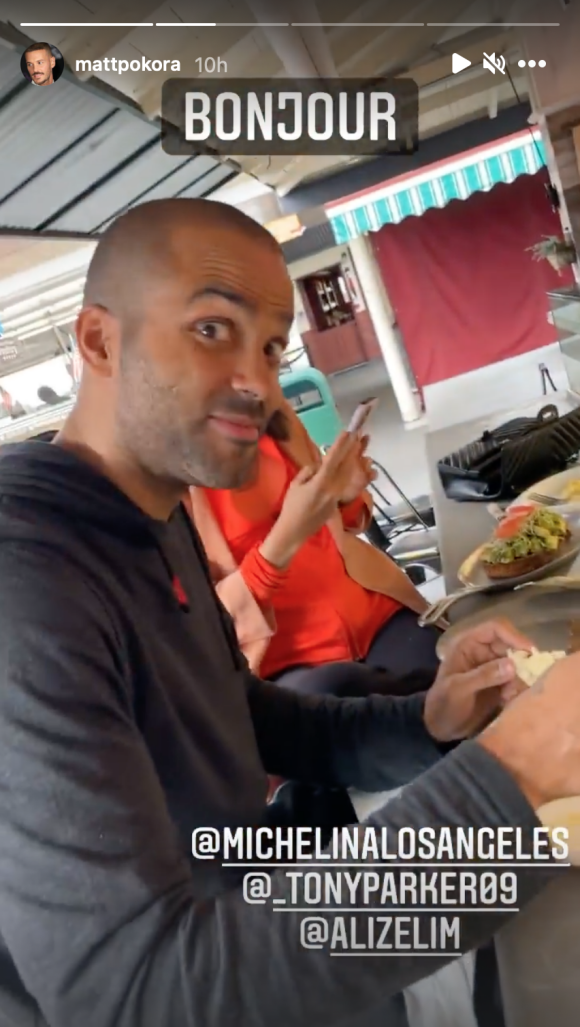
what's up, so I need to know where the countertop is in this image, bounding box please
[426,389,580,1027]
[426,390,580,595]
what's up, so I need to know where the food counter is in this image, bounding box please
[426,389,580,1027]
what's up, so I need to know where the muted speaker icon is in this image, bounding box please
[483,52,506,74]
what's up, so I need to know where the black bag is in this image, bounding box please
[438,404,580,502]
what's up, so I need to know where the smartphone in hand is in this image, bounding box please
[347,397,378,436]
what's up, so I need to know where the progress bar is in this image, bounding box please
[22,21,425,28]
[22,21,426,28]
[426,22,560,27]
[292,22,425,27]
[20,20,562,29]
[21,22,156,27]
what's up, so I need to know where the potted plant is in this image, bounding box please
[527,234,577,272]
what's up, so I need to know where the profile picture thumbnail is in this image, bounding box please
[21,42,64,86]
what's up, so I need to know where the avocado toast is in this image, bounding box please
[481,506,571,580]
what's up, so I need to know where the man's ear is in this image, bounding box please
[75,306,119,378]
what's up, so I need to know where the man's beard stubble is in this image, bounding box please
[116,347,262,490]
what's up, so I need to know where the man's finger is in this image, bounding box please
[460,657,516,693]
[474,618,535,653]
[452,618,534,660]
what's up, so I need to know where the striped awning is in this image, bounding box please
[327,131,546,244]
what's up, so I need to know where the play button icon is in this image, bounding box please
[452,53,472,73]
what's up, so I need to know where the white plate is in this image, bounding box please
[507,464,580,509]
[457,526,580,591]
[436,583,580,659]
[537,797,580,866]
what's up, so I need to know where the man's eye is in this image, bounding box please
[266,340,286,362]
[195,321,231,342]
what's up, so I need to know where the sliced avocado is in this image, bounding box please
[543,535,560,550]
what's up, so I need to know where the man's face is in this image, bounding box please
[26,49,55,85]
[113,224,294,490]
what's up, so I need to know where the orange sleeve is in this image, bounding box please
[238,546,290,606]
[340,494,372,533]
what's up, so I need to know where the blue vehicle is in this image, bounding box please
[279,366,344,450]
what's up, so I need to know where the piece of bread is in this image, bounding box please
[482,549,558,580]
[508,647,567,686]
[482,528,571,580]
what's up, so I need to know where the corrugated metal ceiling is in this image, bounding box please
[0,43,237,234]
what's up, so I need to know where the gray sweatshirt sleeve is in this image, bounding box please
[0,567,558,1027]
[245,672,443,791]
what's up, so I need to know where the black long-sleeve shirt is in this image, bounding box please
[0,441,556,1026]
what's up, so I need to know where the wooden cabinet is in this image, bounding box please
[296,266,382,374]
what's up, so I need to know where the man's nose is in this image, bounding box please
[230,347,273,401]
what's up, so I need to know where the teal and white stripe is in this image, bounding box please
[328,132,546,244]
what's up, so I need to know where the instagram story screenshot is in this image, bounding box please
[0,1,578,1025]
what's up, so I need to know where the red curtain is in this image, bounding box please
[371,169,574,387]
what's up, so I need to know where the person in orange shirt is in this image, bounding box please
[188,401,441,700]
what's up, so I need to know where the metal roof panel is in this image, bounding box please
[0,89,125,205]
[58,154,230,233]
[124,154,224,203]
[92,154,227,231]
[48,146,200,232]
[0,110,158,229]
[177,164,237,199]
[0,53,22,97]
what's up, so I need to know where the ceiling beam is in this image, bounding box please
[276,157,361,196]
[333,0,432,73]
[326,0,393,43]
[414,24,513,62]
[245,0,320,77]
[336,0,489,77]
[64,3,163,81]
[420,82,520,134]
[292,0,339,78]
[419,70,528,115]
[137,28,279,118]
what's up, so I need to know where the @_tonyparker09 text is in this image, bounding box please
[191,824,570,957]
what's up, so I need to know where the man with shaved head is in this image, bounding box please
[68,198,290,498]
[0,196,576,1027]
